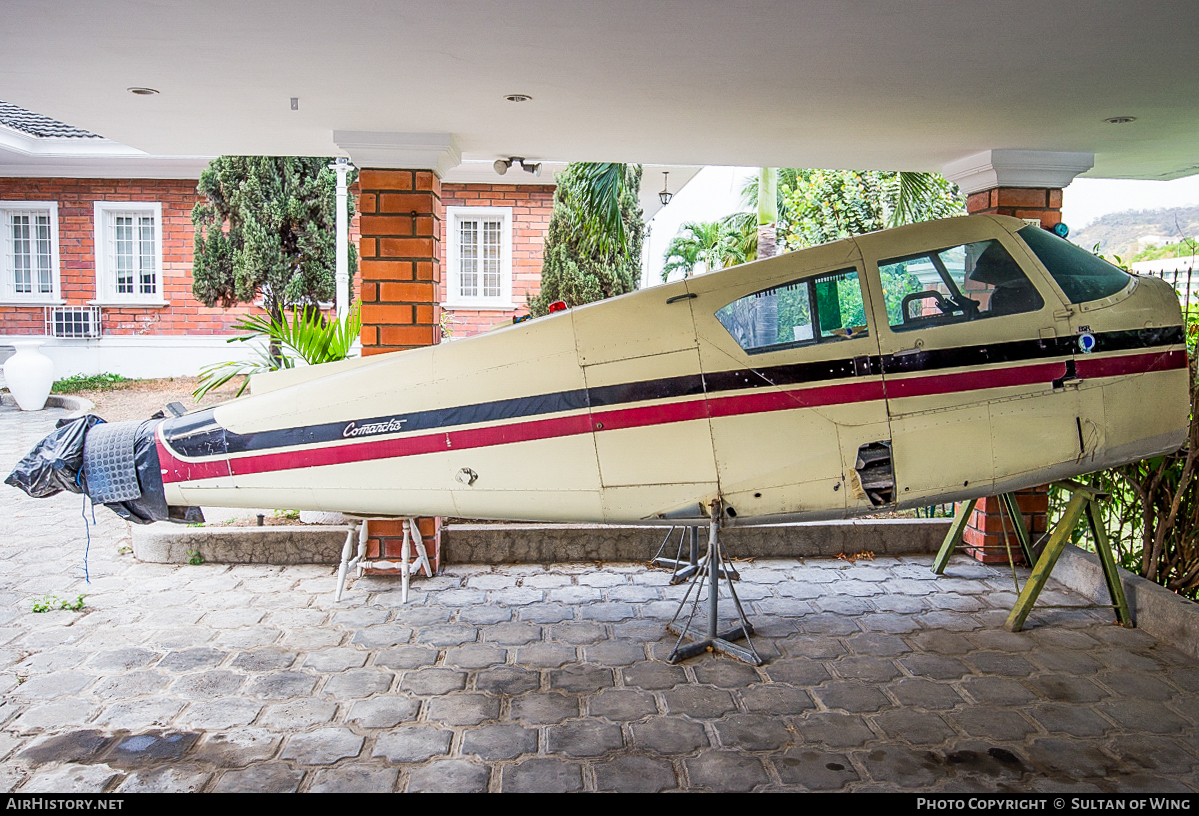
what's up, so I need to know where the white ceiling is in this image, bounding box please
[3,1,1198,180]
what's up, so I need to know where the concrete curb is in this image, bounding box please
[133,518,953,566]
[0,393,94,416]
[1054,543,1199,660]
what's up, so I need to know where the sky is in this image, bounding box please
[643,167,1199,286]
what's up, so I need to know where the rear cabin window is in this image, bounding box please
[1017,224,1133,303]
[879,239,1044,332]
[716,268,868,354]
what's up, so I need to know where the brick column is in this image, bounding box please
[955,184,1061,563]
[357,168,442,573]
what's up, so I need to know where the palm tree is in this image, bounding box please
[662,220,744,281]
[558,162,639,257]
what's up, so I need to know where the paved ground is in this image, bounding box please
[1,404,1198,793]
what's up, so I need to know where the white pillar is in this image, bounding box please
[329,158,354,320]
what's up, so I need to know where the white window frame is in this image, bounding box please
[0,201,61,304]
[92,201,167,306]
[444,206,514,310]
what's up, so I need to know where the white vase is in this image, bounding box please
[4,339,54,411]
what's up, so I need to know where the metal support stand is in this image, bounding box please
[931,485,1132,633]
[1005,481,1131,632]
[666,500,762,666]
[653,525,740,585]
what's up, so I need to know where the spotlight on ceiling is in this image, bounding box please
[127,87,159,96]
[495,157,540,177]
[659,171,673,206]
[522,161,542,177]
[504,93,533,103]
[1104,116,1137,124]
[494,158,513,175]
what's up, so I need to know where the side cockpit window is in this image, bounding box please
[716,267,868,354]
[880,239,1044,332]
[1017,225,1133,304]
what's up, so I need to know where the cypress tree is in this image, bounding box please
[192,156,357,325]
[529,163,643,316]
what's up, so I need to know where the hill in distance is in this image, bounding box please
[1071,205,1199,258]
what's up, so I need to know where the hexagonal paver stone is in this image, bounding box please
[1024,674,1109,704]
[281,727,364,765]
[886,678,964,710]
[959,676,1038,706]
[713,714,794,751]
[622,660,687,690]
[302,647,368,672]
[400,668,467,696]
[87,648,161,672]
[322,669,394,698]
[158,647,226,672]
[115,765,211,794]
[685,750,771,792]
[350,625,414,648]
[858,746,950,788]
[259,699,338,730]
[874,709,957,745]
[374,646,440,669]
[213,764,304,793]
[310,767,398,793]
[549,621,608,644]
[247,671,317,699]
[738,684,815,715]
[12,671,93,698]
[514,643,578,668]
[588,689,657,721]
[195,729,281,768]
[414,625,478,647]
[22,764,124,794]
[583,641,647,667]
[794,712,876,749]
[1024,738,1120,779]
[179,699,263,730]
[765,658,831,687]
[475,666,539,695]
[774,749,860,791]
[663,685,737,718]
[594,755,679,793]
[348,696,421,728]
[501,758,584,793]
[408,760,491,793]
[578,602,637,622]
[373,727,453,762]
[692,660,762,688]
[444,644,507,669]
[549,664,614,693]
[426,693,501,727]
[229,648,296,671]
[1098,699,1192,734]
[899,654,970,680]
[508,692,579,725]
[547,719,624,757]
[20,730,116,765]
[631,717,709,755]
[462,723,538,760]
[172,670,245,699]
[1026,704,1113,738]
[519,604,574,624]
[833,656,902,682]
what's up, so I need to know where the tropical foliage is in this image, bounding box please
[193,303,362,399]
[662,220,745,281]
[530,163,644,316]
[1052,294,1199,601]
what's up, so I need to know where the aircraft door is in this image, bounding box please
[684,245,891,521]
[572,279,721,522]
[859,219,1079,505]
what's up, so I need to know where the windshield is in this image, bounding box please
[1017,225,1133,304]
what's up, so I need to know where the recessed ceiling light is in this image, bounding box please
[1104,116,1136,124]
[504,94,533,103]
[127,87,159,96]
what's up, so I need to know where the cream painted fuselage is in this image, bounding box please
[156,215,1190,525]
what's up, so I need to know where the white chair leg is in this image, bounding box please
[408,517,432,578]
[335,520,359,602]
[400,520,412,604]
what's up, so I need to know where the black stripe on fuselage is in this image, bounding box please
[161,326,1183,459]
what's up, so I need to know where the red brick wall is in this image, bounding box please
[966,186,1063,229]
[439,183,554,338]
[1,176,364,337]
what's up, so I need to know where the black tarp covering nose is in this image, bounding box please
[6,414,203,525]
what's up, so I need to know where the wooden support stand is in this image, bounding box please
[933,483,1132,632]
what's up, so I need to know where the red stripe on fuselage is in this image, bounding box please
[158,351,1186,484]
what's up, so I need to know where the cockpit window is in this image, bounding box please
[1017,225,1133,304]
[716,268,868,354]
[879,239,1044,332]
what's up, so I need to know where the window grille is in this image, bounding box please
[45,306,101,339]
